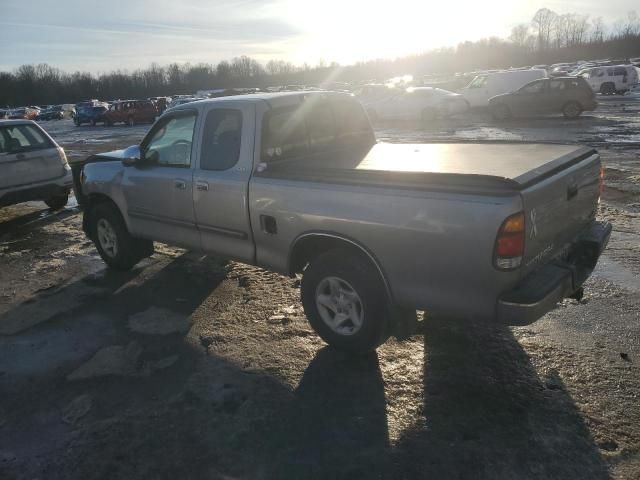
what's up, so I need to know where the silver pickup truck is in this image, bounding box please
[80,91,611,353]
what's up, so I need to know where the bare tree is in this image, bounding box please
[509,24,530,48]
[591,17,605,42]
[532,8,558,51]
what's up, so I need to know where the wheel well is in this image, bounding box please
[82,194,120,237]
[289,234,392,299]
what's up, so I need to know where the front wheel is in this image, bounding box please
[562,101,582,119]
[90,203,153,271]
[301,249,390,354]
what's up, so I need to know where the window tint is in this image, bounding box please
[200,109,242,171]
[0,124,52,153]
[549,80,566,91]
[306,100,335,150]
[331,97,375,147]
[144,113,196,167]
[261,97,374,164]
[262,107,308,162]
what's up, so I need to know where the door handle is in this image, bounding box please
[174,179,187,190]
[195,181,209,192]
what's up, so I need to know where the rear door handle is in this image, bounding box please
[174,179,187,190]
[195,181,209,192]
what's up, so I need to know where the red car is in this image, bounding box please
[103,100,157,126]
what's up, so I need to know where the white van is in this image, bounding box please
[579,65,639,95]
[461,69,547,107]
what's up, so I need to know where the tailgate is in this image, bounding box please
[0,148,65,190]
[521,152,601,273]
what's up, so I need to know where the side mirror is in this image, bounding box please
[122,145,142,166]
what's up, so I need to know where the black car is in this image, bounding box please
[37,105,65,121]
[489,77,597,120]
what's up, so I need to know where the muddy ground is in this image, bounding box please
[1,96,640,479]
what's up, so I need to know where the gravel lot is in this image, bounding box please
[1,96,640,479]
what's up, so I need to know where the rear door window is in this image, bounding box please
[200,109,243,171]
[614,67,627,76]
[549,80,566,91]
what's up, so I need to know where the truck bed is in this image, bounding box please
[257,142,597,194]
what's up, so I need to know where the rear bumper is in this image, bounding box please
[0,170,73,207]
[497,221,612,325]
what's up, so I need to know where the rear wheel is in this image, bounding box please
[45,191,69,210]
[301,249,391,354]
[127,116,135,127]
[491,103,511,121]
[90,203,153,271]
[562,101,582,119]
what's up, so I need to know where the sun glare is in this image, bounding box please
[285,0,519,65]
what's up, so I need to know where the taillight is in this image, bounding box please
[494,212,525,270]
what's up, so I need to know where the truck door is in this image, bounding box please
[122,110,200,249]
[192,104,255,263]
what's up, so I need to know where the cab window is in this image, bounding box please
[200,109,242,171]
[143,113,197,167]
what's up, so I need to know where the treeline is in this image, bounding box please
[1,9,639,106]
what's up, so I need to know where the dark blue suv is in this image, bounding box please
[74,104,109,126]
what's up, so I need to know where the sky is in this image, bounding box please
[0,0,637,72]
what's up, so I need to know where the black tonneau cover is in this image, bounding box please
[257,142,597,195]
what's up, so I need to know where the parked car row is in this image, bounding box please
[73,99,159,127]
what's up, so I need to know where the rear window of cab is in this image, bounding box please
[261,96,374,164]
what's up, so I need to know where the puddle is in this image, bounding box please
[593,255,640,293]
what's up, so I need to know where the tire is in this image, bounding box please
[301,249,391,354]
[89,203,152,271]
[91,119,97,126]
[562,101,582,119]
[127,116,135,127]
[44,191,69,210]
[105,118,112,127]
[74,119,81,126]
[491,103,511,121]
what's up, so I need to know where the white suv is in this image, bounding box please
[580,65,639,95]
[0,120,73,209]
